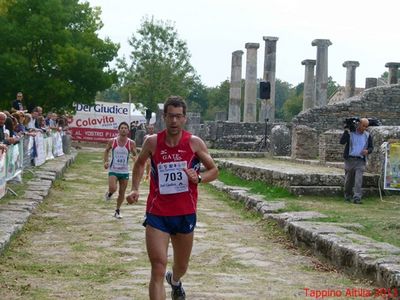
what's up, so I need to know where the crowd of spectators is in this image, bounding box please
[0,92,70,151]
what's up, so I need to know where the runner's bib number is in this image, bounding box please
[158,161,188,194]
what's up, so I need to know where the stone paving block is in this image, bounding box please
[257,201,285,214]
[0,151,77,256]
[7,200,38,212]
[26,187,49,197]
[26,179,52,188]
[22,191,44,202]
[210,179,400,289]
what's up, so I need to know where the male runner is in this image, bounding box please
[104,121,136,219]
[126,96,218,300]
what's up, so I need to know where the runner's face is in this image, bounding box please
[119,125,129,136]
[164,106,186,136]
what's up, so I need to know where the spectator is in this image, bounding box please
[11,92,24,112]
[4,117,19,144]
[0,112,7,143]
[12,112,26,134]
[130,120,139,140]
[48,113,59,131]
[340,118,373,204]
[22,113,37,136]
[36,116,47,133]
[28,108,40,130]
[34,106,43,116]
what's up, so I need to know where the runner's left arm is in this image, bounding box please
[186,136,218,184]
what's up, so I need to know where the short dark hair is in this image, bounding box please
[164,96,187,115]
[118,121,129,130]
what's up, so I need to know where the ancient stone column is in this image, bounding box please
[228,50,244,122]
[243,43,259,123]
[385,62,400,84]
[312,39,332,107]
[301,59,316,111]
[259,36,279,122]
[365,77,377,89]
[342,61,360,98]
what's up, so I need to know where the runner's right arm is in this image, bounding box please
[103,139,112,169]
[126,135,156,204]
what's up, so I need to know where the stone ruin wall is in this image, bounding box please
[292,84,400,173]
[292,84,400,134]
[200,121,268,151]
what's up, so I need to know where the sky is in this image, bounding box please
[86,0,400,88]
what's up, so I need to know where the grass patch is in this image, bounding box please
[218,169,293,199]
[214,169,400,248]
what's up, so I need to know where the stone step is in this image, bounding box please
[289,185,380,196]
[216,159,380,188]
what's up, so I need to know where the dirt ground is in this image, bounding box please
[0,148,378,300]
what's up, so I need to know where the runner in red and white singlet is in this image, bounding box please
[126,96,218,300]
[104,122,136,219]
[147,129,200,216]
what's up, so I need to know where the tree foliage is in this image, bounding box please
[202,80,230,121]
[186,79,208,116]
[282,83,303,121]
[121,16,197,113]
[275,79,293,120]
[327,76,340,99]
[0,0,119,111]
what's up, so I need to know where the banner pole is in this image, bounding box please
[128,91,132,126]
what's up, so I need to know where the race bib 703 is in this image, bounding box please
[158,161,189,194]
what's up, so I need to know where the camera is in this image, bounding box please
[344,117,381,132]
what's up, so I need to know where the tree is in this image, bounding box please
[281,82,303,121]
[95,84,122,103]
[203,80,230,121]
[327,76,340,99]
[186,79,208,117]
[121,16,197,113]
[274,79,293,120]
[380,71,400,83]
[0,0,119,111]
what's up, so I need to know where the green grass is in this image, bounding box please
[218,169,294,199]
[215,168,400,248]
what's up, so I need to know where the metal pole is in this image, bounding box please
[128,91,132,126]
[263,118,269,150]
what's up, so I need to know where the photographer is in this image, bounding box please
[340,118,373,204]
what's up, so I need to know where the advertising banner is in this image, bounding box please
[383,142,400,190]
[0,151,6,198]
[34,132,46,166]
[53,132,64,157]
[45,136,54,161]
[5,142,23,181]
[69,101,149,143]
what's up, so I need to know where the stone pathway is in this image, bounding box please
[0,148,379,300]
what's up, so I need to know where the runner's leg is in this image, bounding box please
[170,232,194,282]
[116,178,128,210]
[108,175,118,195]
[146,225,170,300]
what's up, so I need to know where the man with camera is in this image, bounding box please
[340,118,373,204]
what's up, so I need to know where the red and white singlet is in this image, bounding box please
[147,130,201,216]
[109,138,132,175]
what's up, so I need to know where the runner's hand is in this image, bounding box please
[183,168,200,184]
[126,190,139,204]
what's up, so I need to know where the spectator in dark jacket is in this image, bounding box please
[11,92,24,112]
